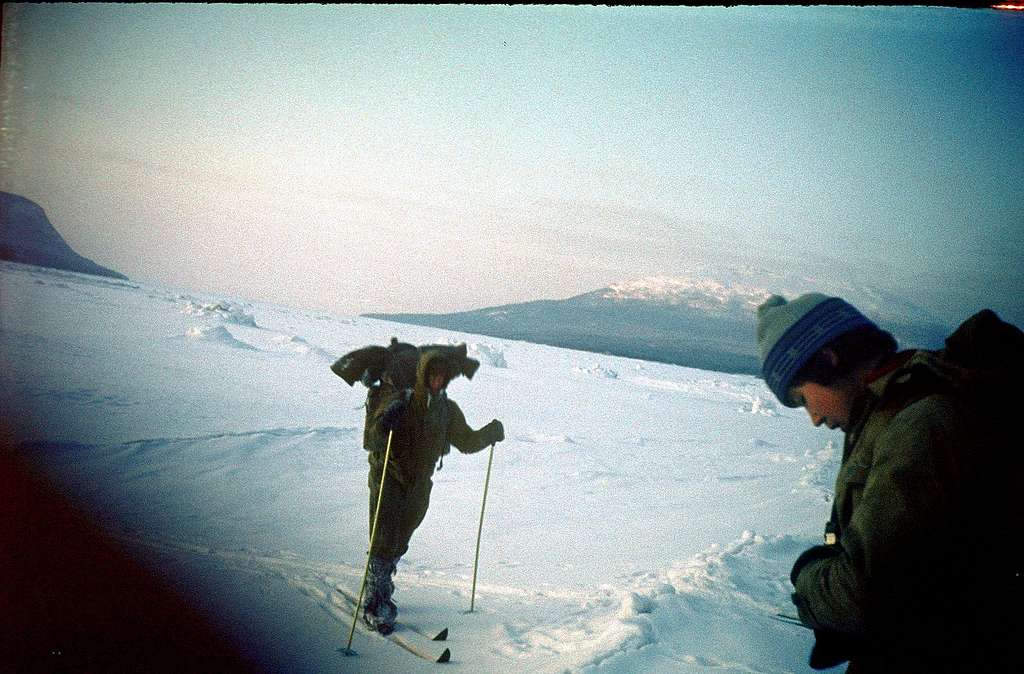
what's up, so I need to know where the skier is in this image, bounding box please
[756,293,1021,672]
[361,348,504,634]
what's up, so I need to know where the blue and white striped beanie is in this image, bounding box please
[756,293,877,407]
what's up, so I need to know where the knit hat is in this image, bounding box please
[756,293,877,407]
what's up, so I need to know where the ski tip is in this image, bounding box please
[433,628,449,641]
[437,647,451,663]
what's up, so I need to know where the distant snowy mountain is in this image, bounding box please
[589,276,772,315]
[0,191,128,280]
[366,275,951,376]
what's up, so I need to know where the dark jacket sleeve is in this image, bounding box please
[446,400,496,454]
[793,395,970,637]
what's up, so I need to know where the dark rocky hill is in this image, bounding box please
[0,191,127,280]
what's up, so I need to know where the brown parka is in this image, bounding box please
[364,350,502,559]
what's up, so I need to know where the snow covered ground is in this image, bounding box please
[1,260,846,673]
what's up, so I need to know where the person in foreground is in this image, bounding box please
[359,347,504,634]
[756,293,1021,672]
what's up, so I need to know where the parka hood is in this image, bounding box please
[417,350,453,391]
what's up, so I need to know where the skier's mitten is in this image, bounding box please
[380,399,407,431]
[484,419,504,444]
[789,593,855,667]
[790,544,841,586]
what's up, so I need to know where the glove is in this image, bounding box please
[790,545,857,670]
[379,398,407,432]
[790,544,841,586]
[790,593,856,669]
[484,419,504,444]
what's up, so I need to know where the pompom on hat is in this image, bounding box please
[756,293,878,407]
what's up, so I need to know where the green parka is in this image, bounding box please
[365,350,502,559]
[792,312,1022,672]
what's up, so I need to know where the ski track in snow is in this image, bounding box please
[114,528,809,674]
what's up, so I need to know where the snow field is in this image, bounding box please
[1,260,843,672]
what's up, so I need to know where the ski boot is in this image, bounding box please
[363,556,398,634]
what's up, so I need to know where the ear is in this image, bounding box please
[821,347,841,368]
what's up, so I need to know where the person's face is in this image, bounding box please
[789,380,857,432]
[428,371,446,395]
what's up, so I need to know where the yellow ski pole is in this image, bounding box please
[469,442,496,613]
[343,429,394,655]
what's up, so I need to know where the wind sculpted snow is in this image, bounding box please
[1,259,845,672]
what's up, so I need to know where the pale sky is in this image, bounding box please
[2,4,1022,325]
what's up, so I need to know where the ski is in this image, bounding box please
[335,586,449,641]
[335,587,451,663]
[341,619,451,663]
[340,618,451,663]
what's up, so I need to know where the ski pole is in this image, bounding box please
[469,442,496,613]
[344,429,394,655]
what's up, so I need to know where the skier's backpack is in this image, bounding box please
[939,308,1023,514]
[939,308,1023,386]
[331,338,480,449]
[893,309,1023,599]
[909,309,1024,424]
